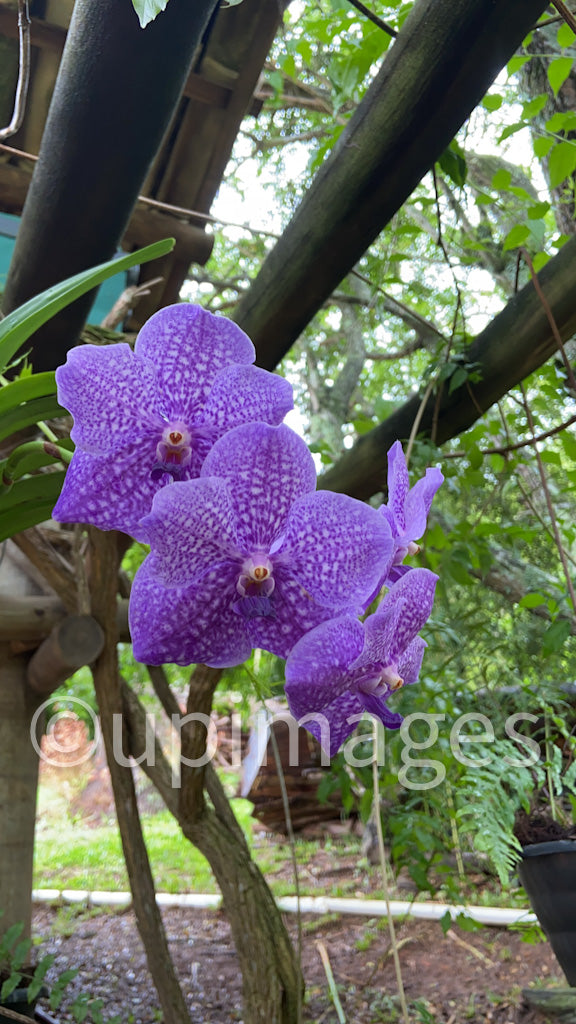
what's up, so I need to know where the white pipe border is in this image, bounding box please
[32,890,536,927]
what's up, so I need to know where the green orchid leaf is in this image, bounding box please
[0,395,66,444]
[0,371,58,416]
[0,238,174,372]
[1,441,70,490]
[0,471,66,542]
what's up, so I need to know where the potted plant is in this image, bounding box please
[0,920,51,1022]
[513,713,576,987]
[457,722,576,986]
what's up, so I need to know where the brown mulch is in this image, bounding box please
[32,901,564,1024]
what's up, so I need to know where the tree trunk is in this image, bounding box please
[88,527,191,1024]
[0,645,41,943]
[122,668,304,1024]
[181,769,304,1024]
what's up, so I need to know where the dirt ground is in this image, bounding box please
[32,897,565,1024]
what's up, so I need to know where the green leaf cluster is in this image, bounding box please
[0,239,174,542]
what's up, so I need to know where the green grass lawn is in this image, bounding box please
[33,776,368,899]
[34,791,253,894]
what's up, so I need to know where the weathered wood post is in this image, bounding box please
[0,644,42,942]
[0,546,105,940]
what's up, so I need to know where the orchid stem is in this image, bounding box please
[372,719,410,1024]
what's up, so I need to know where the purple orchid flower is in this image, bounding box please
[129,422,395,669]
[285,568,438,757]
[382,441,443,578]
[52,304,293,540]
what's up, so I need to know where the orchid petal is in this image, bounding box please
[358,601,404,668]
[386,440,410,532]
[359,691,403,730]
[203,364,293,434]
[55,344,158,453]
[373,569,438,664]
[141,478,240,588]
[134,304,255,419]
[285,615,365,719]
[403,467,444,540]
[303,691,367,757]
[398,636,427,685]
[52,444,159,541]
[130,561,252,668]
[250,573,355,660]
[280,490,394,610]
[201,423,317,550]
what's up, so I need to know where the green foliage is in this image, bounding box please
[131,0,170,29]
[0,240,174,542]
[0,915,116,1020]
[0,240,173,372]
[456,740,544,884]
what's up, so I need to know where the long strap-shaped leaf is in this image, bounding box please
[0,396,66,444]
[0,470,66,542]
[0,238,174,371]
[0,371,57,414]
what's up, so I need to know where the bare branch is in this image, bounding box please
[0,0,31,142]
[345,0,397,36]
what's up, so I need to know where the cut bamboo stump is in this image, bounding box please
[27,614,105,695]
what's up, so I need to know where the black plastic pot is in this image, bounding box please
[0,983,49,1022]
[519,840,576,985]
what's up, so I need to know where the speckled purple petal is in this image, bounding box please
[358,601,404,669]
[398,635,427,685]
[247,569,350,660]
[55,344,159,454]
[202,364,293,435]
[403,467,444,540]
[135,304,255,420]
[141,478,241,588]
[284,615,364,718]
[386,440,409,532]
[52,442,161,541]
[284,615,365,753]
[359,692,403,730]
[200,423,317,550]
[130,561,252,668]
[372,568,438,665]
[303,690,367,757]
[278,490,394,611]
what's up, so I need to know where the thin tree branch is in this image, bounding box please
[443,411,576,458]
[88,527,189,1023]
[365,340,423,360]
[550,0,576,34]
[0,0,31,142]
[120,676,180,818]
[522,247,576,394]
[345,0,397,36]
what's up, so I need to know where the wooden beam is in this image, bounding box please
[26,613,104,694]
[123,207,214,265]
[0,162,214,265]
[232,0,552,370]
[0,594,130,646]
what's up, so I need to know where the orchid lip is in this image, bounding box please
[357,664,403,696]
[232,595,276,620]
[151,421,193,481]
